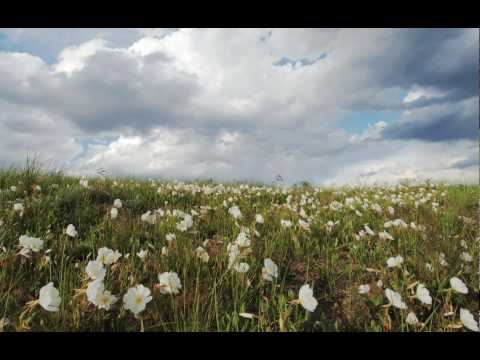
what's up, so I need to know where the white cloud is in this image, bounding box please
[403,84,447,103]
[350,121,388,142]
[0,28,477,184]
[54,38,107,74]
[323,139,477,186]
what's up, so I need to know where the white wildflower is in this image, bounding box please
[195,246,209,263]
[364,224,375,236]
[166,233,176,243]
[141,210,156,225]
[281,219,292,228]
[298,284,318,312]
[298,219,310,231]
[123,285,152,316]
[378,230,394,241]
[261,258,278,282]
[158,272,182,295]
[406,311,419,325]
[228,206,242,220]
[137,249,148,260]
[235,231,251,248]
[358,284,370,295]
[460,308,479,332]
[85,260,106,281]
[38,282,61,312]
[19,235,44,253]
[387,255,404,268]
[233,262,250,273]
[460,252,473,263]
[161,246,169,256]
[450,277,468,294]
[13,203,24,212]
[65,224,77,237]
[385,288,407,309]
[416,284,432,305]
[97,247,121,265]
[110,207,118,219]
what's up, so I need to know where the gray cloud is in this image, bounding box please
[310,28,478,112]
[449,150,479,170]
[0,100,82,170]
[375,29,476,95]
[382,97,478,142]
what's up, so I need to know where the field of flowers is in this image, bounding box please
[0,165,478,332]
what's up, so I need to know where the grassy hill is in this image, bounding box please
[0,165,478,332]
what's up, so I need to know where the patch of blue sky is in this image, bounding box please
[299,175,321,185]
[339,110,402,134]
[0,31,57,64]
[0,31,13,51]
[71,137,116,162]
[273,53,327,67]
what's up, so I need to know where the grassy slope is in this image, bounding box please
[0,166,478,332]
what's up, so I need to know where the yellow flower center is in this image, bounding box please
[134,295,144,305]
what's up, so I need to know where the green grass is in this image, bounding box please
[0,164,478,332]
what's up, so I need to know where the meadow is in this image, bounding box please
[0,163,478,332]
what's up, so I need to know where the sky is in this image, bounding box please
[0,28,478,185]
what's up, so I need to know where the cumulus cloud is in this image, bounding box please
[0,28,477,184]
[54,38,107,74]
[0,28,151,63]
[323,139,478,186]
